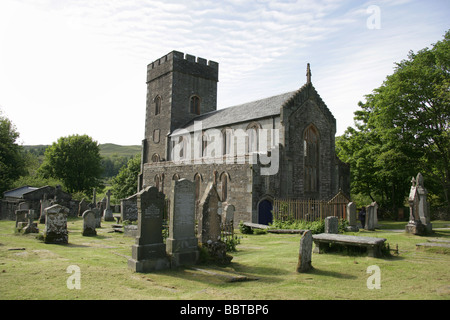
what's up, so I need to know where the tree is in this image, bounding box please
[39,134,103,194]
[337,30,450,215]
[0,110,27,194]
[110,154,140,200]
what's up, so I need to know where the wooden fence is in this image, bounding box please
[273,191,350,222]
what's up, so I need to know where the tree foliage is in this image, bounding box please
[337,30,450,215]
[110,154,140,200]
[39,134,103,194]
[0,111,27,194]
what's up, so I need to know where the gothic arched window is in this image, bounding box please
[190,95,201,115]
[304,125,319,193]
[246,123,260,154]
[154,96,161,116]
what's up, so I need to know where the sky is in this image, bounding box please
[0,0,448,146]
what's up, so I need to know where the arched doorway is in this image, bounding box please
[258,199,273,225]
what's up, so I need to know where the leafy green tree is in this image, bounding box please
[111,154,140,200]
[39,134,103,194]
[337,30,450,215]
[0,110,27,194]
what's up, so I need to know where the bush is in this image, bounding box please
[239,221,253,234]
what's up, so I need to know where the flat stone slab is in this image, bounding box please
[312,233,387,258]
[416,242,450,249]
[243,222,270,230]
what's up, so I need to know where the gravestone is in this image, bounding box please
[78,199,90,217]
[365,204,375,231]
[166,179,199,267]
[372,202,379,228]
[325,216,339,234]
[22,210,39,234]
[296,230,313,273]
[415,173,432,233]
[103,190,114,221]
[405,174,428,235]
[198,183,222,244]
[198,183,231,263]
[82,210,97,236]
[92,208,101,228]
[346,202,359,232]
[121,193,138,222]
[128,186,169,272]
[15,209,28,231]
[44,204,69,244]
[39,195,52,223]
[222,204,235,224]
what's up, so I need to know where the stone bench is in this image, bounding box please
[312,233,387,258]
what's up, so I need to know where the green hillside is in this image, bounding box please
[98,143,141,158]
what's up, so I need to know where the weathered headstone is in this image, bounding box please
[222,204,235,224]
[296,230,313,273]
[365,204,375,231]
[198,183,231,263]
[166,179,199,267]
[15,209,28,231]
[39,194,52,223]
[415,173,432,233]
[82,210,97,236]
[22,210,39,234]
[405,174,429,235]
[121,193,138,222]
[346,202,359,232]
[198,183,222,244]
[103,190,114,221]
[325,216,339,234]
[92,208,101,228]
[78,199,90,217]
[128,186,169,272]
[44,204,69,244]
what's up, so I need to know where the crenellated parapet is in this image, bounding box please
[147,51,219,83]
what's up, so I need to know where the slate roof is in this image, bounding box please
[176,91,296,133]
[3,186,38,199]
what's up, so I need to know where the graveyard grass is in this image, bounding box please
[0,218,449,300]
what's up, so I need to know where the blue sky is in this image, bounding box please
[0,0,448,145]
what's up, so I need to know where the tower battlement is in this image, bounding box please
[147,51,219,83]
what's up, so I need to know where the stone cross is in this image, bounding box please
[296,230,313,273]
[166,179,199,267]
[128,186,169,272]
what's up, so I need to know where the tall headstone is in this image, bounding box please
[416,173,432,233]
[325,216,339,234]
[92,208,101,228]
[78,199,89,217]
[166,179,199,267]
[222,204,235,224]
[296,230,313,273]
[103,190,114,221]
[198,183,222,244]
[82,210,97,236]
[365,204,375,231]
[346,202,359,232]
[128,186,169,272]
[39,194,52,224]
[405,174,428,235]
[44,204,69,244]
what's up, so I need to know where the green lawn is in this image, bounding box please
[0,218,449,300]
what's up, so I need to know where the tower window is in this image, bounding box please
[155,96,161,115]
[190,96,201,115]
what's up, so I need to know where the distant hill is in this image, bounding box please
[98,143,141,158]
[24,144,141,158]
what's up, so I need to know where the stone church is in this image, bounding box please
[138,51,349,225]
